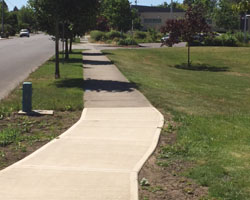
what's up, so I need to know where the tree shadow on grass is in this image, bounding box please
[55,78,84,89]
[51,58,83,65]
[55,78,137,92]
[68,51,83,55]
[174,63,229,72]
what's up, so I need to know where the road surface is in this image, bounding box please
[0,34,55,100]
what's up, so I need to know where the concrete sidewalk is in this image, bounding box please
[0,50,164,199]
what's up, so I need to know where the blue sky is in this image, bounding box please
[6,0,176,11]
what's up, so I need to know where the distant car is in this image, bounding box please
[161,34,170,43]
[19,29,30,37]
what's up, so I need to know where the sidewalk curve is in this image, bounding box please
[0,49,164,200]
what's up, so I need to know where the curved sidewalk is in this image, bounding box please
[0,50,164,200]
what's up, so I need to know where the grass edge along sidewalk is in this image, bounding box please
[0,50,84,170]
[103,47,250,200]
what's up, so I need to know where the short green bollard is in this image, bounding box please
[22,82,32,113]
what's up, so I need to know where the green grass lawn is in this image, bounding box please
[103,47,250,200]
[0,50,84,169]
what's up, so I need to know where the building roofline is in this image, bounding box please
[131,5,185,13]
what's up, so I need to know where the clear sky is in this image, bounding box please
[5,0,178,11]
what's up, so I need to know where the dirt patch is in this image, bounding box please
[139,111,208,200]
[0,111,81,170]
[225,71,250,78]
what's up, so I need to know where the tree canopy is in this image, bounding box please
[29,0,99,78]
[100,0,132,32]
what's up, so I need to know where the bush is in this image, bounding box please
[221,34,238,46]
[90,30,106,41]
[190,40,203,46]
[148,28,158,42]
[234,31,250,43]
[106,30,125,40]
[117,38,138,46]
[134,31,147,39]
[203,33,238,47]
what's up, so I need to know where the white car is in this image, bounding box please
[19,29,30,37]
[161,34,170,43]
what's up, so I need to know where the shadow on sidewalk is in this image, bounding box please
[83,60,113,65]
[82,52,103,56]
[55,78,137,92]
[84,79,137,92]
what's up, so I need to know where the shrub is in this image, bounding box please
[106,30,125,40]
[90,30,106,41]
[204,35,223,46]
[134,31,147,39]
[221,34,238,46]
[148,28,158,42]
[190,40,203,46]
[203,34,238,47]
[117,38,138,46]
[234,31,250,43]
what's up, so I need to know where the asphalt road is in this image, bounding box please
[0,34,55,100]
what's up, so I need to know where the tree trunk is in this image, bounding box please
[188,43,191,67]
[69,36,73,53]
[55,18,60,79]
[65,38,69,60]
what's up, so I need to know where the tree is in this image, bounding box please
[0,0,9,36]
[158,1,186,10]
[96,16,110,31]
[17,6,37,32]
[161,4,210,67]
[233,0,250,42]
[6,11,18,35]
[29,0,99,78]
[131,8,142,30]
[101,0,132,32]
[29,0,64,78]
[214,0,240,31]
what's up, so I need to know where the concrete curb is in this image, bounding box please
[130,107,164,200]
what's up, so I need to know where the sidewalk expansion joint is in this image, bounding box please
[14,165,132,174]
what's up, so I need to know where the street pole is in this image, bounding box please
[170,0,173,19]
[62,22,65,64]
[1,0,4,37]
[244,12,247,43]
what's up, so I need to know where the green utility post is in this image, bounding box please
[22,82,32,113]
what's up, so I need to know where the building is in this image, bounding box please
[132,5,185,31]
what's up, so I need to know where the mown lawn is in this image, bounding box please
[103,47,250,200]
[0,50,84,169]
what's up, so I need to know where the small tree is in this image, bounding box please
[161,4,210,67]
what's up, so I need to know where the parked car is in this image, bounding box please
[19,29,30,37]
[161,34,170,43]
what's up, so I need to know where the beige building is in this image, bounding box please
[132,5,185,31]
